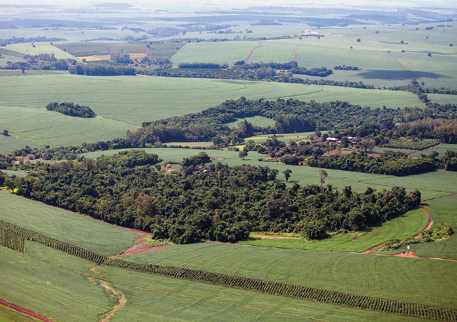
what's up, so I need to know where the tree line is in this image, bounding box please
[3,150,421,243]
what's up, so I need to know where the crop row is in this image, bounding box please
[2,219,456,321]
[0,220,107,264]
[0,228,25,253]
[104,258,457,321]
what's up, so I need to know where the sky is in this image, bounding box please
[1,0,455,7]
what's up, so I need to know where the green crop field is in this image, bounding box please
[0,134,41,155]
[125,242,457,308]
[0,74,422,126]
[428,94,457,105]
[0,240,427,322]
[169,25,457,88]
[409,144,457,157]
[226,115,276,128]
[240,207,428,252]
[0,305,42,322]
[4,43,75,60]
[0,105,136,147]
[0,192,136,255]
[409,195,457,259]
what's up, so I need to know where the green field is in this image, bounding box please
[4,43,75,60]
[0,192,136,255]
[0,305,41,322]
[226,115,276,128]
[0,241,429,322]
[411,195,457,259]
[170,26,457,88]
[0,74,420,126]
[0,105,136,147]
[0,134,41,155]
[240,207,428,252]
[409,144,457,157]
[428,94,457,105]
[125,242,457,308]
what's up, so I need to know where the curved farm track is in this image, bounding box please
[0,299,53,322]
[99,281,127,322]
[245,42,262,63]
[359,204,457,262]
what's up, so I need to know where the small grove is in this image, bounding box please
[2,150,421,243]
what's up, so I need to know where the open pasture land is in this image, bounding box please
[83,147,457,200]
[0,105,136,147]
[4,43,75,59]
[241,207,428,252]
[0,192,136,255]
[0,74,422,128]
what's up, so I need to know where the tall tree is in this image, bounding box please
[319,170,328,187]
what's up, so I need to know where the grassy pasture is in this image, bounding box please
[126,242,457,308]
[0,75,422,129]
[240,207,428,252]
[0,105,136,147]
[0,192,137,255]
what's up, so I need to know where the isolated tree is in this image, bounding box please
[428,53,432,57]
[319,170,328,187]
[2,129,9,136]
[356,38,361,43]
[283,169,292,182]
[238,150,248,160]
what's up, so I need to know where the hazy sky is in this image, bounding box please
[2,0,455,7]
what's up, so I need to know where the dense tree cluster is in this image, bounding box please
[46,102,96,118]
[308,152,436,176]
[7,151,421,243]
[69,63,136,76]
[396,118,457,144]
[0,36,66,46]
[178,63,225,69]
[334,65,359,70]
[2,53,75,71]
[132,98,402,145]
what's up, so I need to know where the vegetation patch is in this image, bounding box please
[46,102,96,118]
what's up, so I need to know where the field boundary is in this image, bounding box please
[0,299,53,322]
[1,220,457,321]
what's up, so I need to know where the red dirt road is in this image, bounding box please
[0,299,53,322]
[413,204,434,238]
[121,229,170,256]
[245,42,262,63]
[294,46,299,62]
